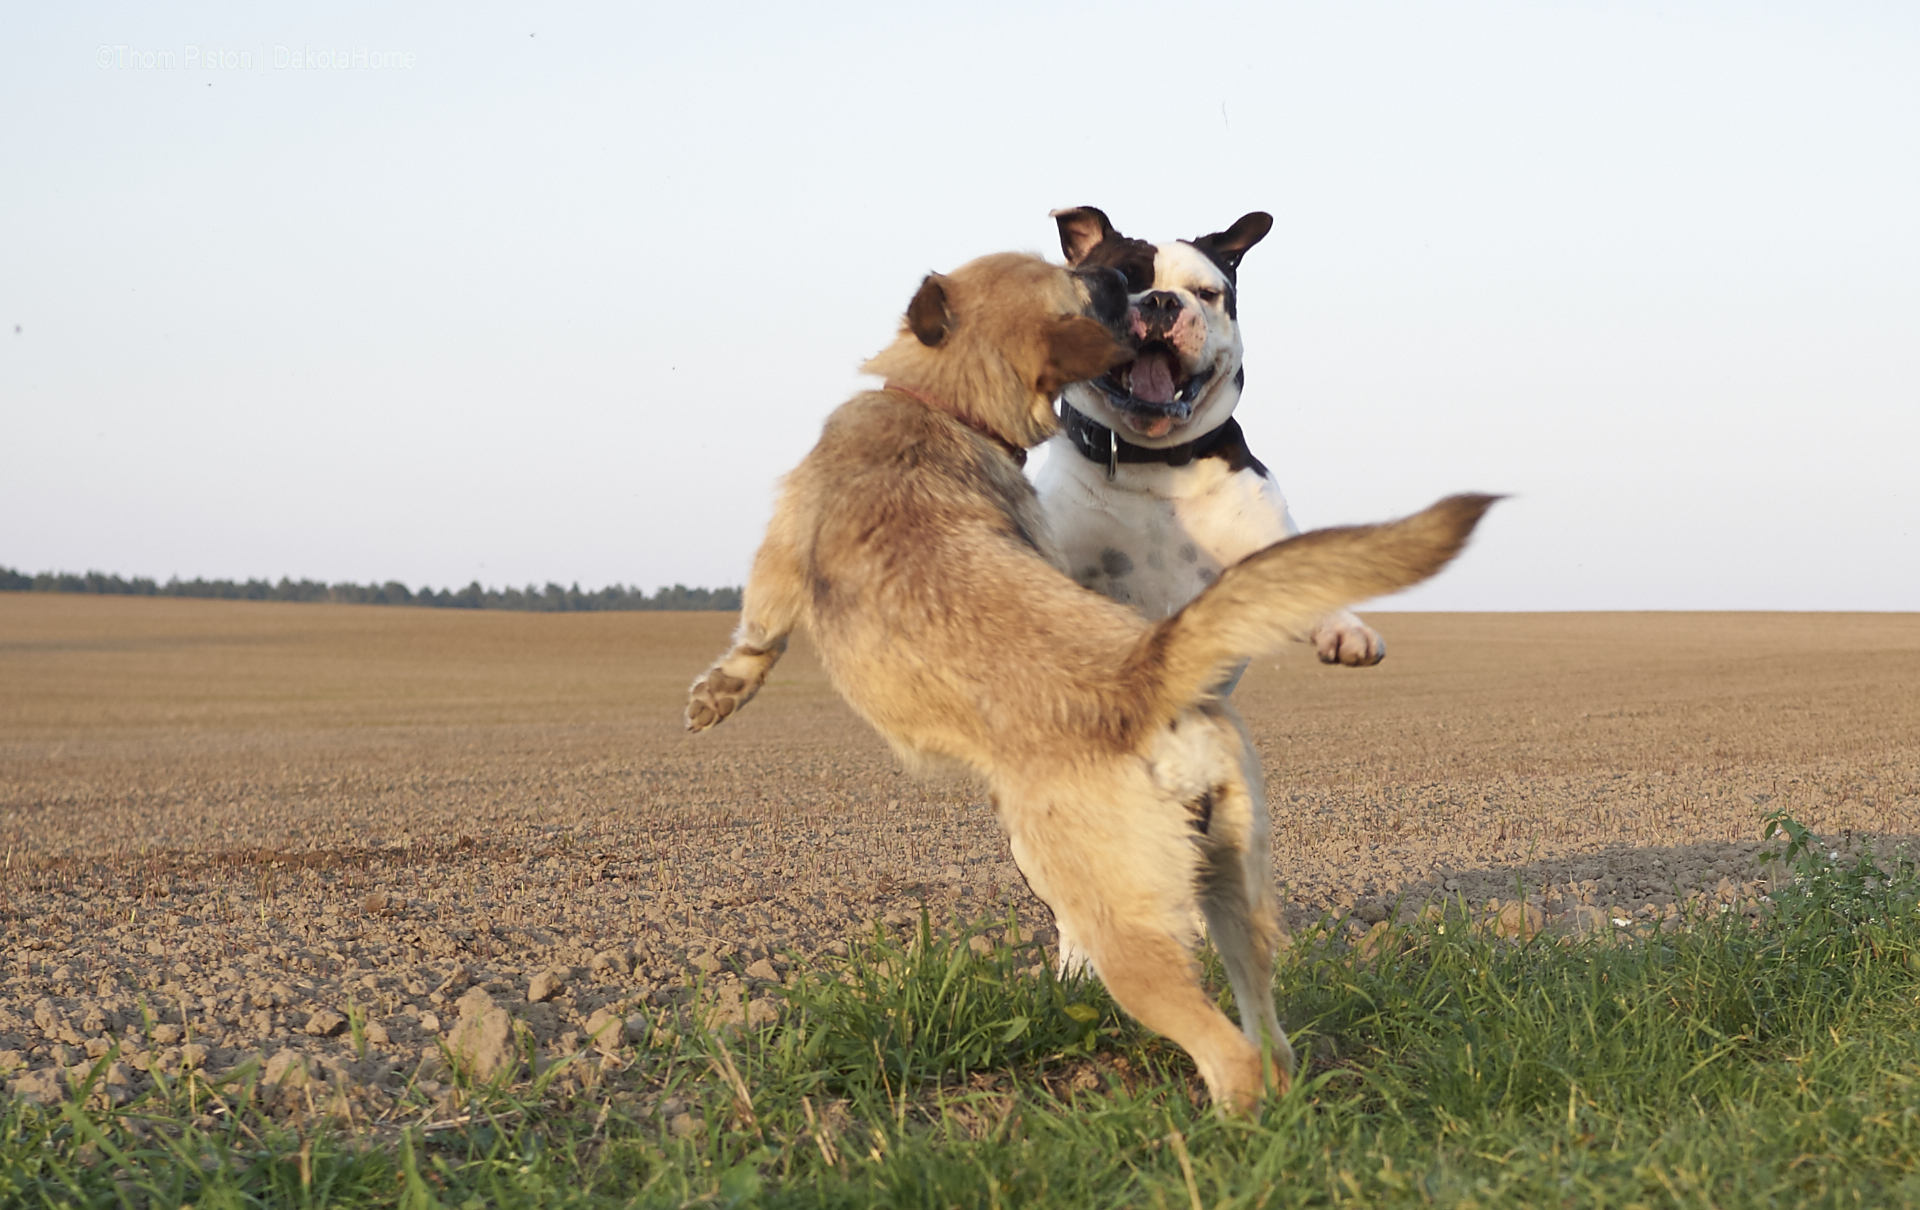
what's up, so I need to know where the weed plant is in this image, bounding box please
[6,815,1920,1207]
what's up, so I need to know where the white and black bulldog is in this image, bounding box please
[1035,206,1385,665]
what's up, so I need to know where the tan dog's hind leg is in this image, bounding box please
[1006,761,1287,1112]
[686,504,805,732]
[1081,921,1279,1111]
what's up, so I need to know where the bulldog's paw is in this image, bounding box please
[1310,611,1385,667]
[685,667,751,732]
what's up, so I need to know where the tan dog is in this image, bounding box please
[685,250,1493,1111]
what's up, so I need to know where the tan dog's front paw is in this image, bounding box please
[1310,611,1385,666]
[685,642,784,731]
[685,668,750,732]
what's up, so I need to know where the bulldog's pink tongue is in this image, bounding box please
[1129,350,1178,404]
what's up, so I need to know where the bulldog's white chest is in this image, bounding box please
[1033,437,1299,619]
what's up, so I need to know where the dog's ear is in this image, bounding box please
[1189,212,1273,280]
[1037,315,1129,397]
[1050,207,1118,267]
[906,273,951,347]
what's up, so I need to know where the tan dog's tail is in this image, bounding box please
[1132,494,1500,711]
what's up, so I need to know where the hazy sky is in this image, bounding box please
[4,3,1915,610]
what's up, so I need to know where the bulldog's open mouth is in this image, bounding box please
[1093,342,1214,439]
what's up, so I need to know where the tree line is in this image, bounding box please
[0,566,742,612]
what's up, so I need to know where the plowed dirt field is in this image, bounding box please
[3,595,1916,1108]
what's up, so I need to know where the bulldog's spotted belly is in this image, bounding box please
[1035,448,1296,620]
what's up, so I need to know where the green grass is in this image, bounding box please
[9,825,1920,1208]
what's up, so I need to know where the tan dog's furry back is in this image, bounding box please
[686,251,1494,1111]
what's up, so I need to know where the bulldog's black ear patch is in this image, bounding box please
[1050,206,1119,267]
[1188,211,1274,282]
[907,273,951,347]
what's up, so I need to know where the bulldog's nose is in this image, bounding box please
[1135,290,1183,333]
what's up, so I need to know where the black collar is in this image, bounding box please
[1060,403,1267,480]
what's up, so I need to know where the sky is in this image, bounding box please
[2,2,1915,611]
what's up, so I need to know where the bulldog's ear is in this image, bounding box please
[1189,212,1273,280]
[1050,206,1118,267]
[1037,315,1129,397]
[906,273,951,347]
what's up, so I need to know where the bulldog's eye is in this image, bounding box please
[1194,287,1222,305]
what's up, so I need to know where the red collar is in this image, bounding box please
[884,381,1027,467]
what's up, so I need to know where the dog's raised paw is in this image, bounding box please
[685,643,784,732]
[1311,613,1385,667]
[684,674,741,732]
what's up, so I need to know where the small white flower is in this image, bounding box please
[1612,918,1630,928]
